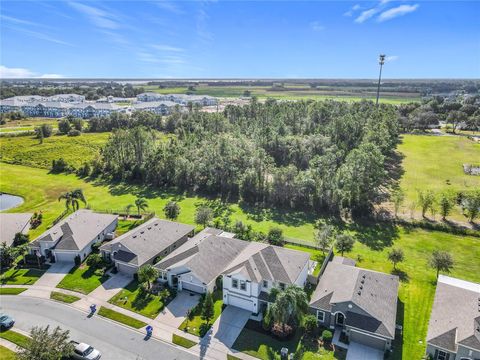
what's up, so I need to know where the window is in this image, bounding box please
[232,279,238,288]
[317,310,325,322]
[240,281,246,291]
[436,350,449,360]
[263,280,268,288]
[279,282,285,291]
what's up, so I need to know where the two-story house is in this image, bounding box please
[155,228,313,315]
[426,275,480,360]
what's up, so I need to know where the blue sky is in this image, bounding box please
[1,1,479,78]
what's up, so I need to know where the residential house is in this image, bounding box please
[309,257,399,351]
[0,213,33,246]
[155,228,313,314]
[136,92,218,106]
[426,275,480,360]
[100,218,194,276]
[29,210,118,263]
[132,101,178,115]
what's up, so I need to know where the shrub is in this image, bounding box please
[58,119,71,134]
[271,323,293,339]
[304,314,317,333]
[321,330,333,342]
[51,158,73,174]
[262,307,272,331]
[76,162,91,177]
[68,129,81,137]
[91,242,102,253]
[13,232,29,247]
[86,253,103,269]
[267,227,284,246]
[74,255,81,266]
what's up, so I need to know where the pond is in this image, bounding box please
[0,193,24,211]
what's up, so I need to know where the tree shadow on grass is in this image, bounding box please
[347,220,400,251]
[392,268,410,283]
[131,291,153,312]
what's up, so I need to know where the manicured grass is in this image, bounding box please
[50,291,80,303]
[56,263,109,295]
[178,289,223,336]
[233,326,345,360]
[0,132,110,169]
[172,334,197,349]
[397,134,480,221]
[0,267,46,285]
[227,355,243,360]
[0,287,27,295]
[0,345,16,359]
[115,219,145,236]
[108,281,165,319]
[285,244,325,277]
[97,306,147,329]
[0,329,31,349]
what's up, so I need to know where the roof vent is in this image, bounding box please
[154,223,158,226]
[140,231,144,234]
[357,291,361,295]
[362,274,366,279]
[361,279,365,284]
[359,285,363,290]
[133,235,137,238]
[148,227,151,230]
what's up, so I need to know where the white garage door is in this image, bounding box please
[54,252,77,263]
[227,295,254,312]
[181,281,205,294]
[349,330,386,350]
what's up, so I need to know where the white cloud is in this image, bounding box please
[69,2,119,29]
[385,55,399,62]
[0,15,45,27]
[3,25,72,46]
[378,4,419,22]
[344,4,361,17]
[355,8,378,23]
[310,21,325,31]
[151,44,184,52]
[154,0,184,15]
[0,65,63,79]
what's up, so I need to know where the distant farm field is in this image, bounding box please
[0,132,110,169]
[139,84,420,104]
[397,134,480,220]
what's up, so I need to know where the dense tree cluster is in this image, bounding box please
[97,100,399,217]
[397,95,480,132]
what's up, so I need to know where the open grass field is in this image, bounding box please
[396,134,480,221]
[109,281,165,319]
[0,132,109,169]
[0,117,59,129]
[56,263,109,294]
[139,84,421,104]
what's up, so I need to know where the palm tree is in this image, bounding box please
[137,264,159,290]
[58,189,86,211]
[270,285,308,334]
[124,204,134,219]
[134,198,148,216]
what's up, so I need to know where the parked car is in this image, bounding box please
[0,314,14,330]
[70,341,101,360]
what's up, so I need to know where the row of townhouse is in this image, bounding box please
[136,92,218,106]
[0,98,178,118]
[7,94,86,103]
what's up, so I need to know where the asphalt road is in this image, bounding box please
[0,296,198,360]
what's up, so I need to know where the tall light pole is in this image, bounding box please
[376,54,386,106]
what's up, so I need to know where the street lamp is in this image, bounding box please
[376,54,386,106]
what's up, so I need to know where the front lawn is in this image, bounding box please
[172,334,197,348]
[0,287,27,295]
[0,329,31,349]
[108,281,167,318]
[50,291,80,304]
[0,345,16,360]
[233,324,345,360]
[0,267,46,285]
[97,306,147,329]
[178,289,223,336]
[56,263,109,294]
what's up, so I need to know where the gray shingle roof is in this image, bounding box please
[33,210,117,251]
[0,213,32,246]
[427,275,480,352]
[310,259,399,339]
[155,228,310,286]
[100,218,194,266]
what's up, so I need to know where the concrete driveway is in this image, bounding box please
[32,262,73,287]
[346,342,384,360]
[155,291,200,327]
[201,306,251,349]
[86,273,132,302]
